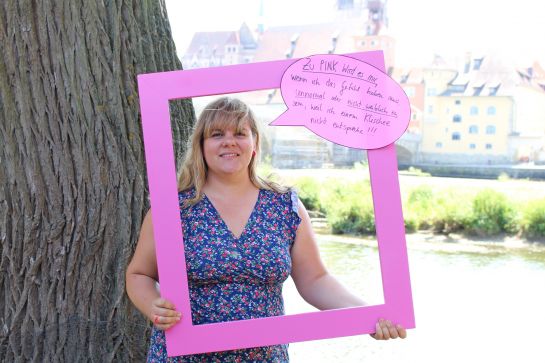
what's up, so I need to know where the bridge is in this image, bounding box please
[395,132,421,164]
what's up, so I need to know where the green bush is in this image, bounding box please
[404,186,472,234]
[404,217,418,233]
[407,166,431,177]
[293,176,324,213]
[322,180,375,235]
[405,185,434,231]
[291,175,542,240]
[520,199,545,239]
[432,190,472,234]
[468,189,517,236]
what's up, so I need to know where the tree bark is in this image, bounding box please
[0,1,195,361]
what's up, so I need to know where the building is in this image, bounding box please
[182,23,258,69]
[418,54,545,165]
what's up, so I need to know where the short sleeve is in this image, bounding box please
[287,189,302,238]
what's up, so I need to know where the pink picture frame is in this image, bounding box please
[137,50,415,357]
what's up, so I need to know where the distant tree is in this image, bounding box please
[0,1,194,361]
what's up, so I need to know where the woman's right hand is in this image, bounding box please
[151,297,182,330]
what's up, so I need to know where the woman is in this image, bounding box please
[126,97,406,362]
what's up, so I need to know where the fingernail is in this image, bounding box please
[379,318,384,322]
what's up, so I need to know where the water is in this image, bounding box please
[283,234,545,362]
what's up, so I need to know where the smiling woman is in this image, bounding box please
[125,97,406,362]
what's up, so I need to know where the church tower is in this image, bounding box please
[336,0,389,35]
[349,0,395,70]
[365,0,389,35]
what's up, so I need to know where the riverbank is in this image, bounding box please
[266,167,545,240]
[315,230,545,254]
[270,167,545,202]
[400,162,545,180]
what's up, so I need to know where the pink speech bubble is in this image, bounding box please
[271,54,410,149]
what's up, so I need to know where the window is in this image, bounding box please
[427,105,433,114]
[448,84,468,93]
[436,142,443,148]
[469,143,476,149]
[455,100,461,105]
[453,114,462,122]
[473,85,484,96]
[487,106,496,115]
[470,106,479,115]
[486,125,496,134]
[412,112,417,120]
[473,58,484,70]
[486,143,493,149]
[469,125,478,134]
[489,85,500,96]
[452,132,461,140]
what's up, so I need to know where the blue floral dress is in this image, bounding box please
[147,188,301,362]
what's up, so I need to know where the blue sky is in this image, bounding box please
[165,0,545,67]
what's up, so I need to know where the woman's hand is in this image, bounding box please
[371,318,407,340]
[151,298,182,331]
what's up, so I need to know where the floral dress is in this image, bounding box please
[147,188,301,363]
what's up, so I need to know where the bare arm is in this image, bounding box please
[126,210,180,330]
[290,200,406,340]
[290,200,366,310]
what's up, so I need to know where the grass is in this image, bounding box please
[272,168,545,240]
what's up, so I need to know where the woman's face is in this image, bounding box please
[202,121,256,179]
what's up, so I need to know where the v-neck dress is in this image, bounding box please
[147,188,301,363]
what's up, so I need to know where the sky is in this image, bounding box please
[164,0,545,68]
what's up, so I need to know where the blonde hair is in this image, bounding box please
[178,97,288,206]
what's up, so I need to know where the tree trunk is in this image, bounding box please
[0,1,195,361]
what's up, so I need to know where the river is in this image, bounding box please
[283,233,545,362]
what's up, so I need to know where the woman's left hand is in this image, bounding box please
[370,318,407,340]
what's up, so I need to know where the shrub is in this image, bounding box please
[322,180,375,235]
[432,191,472,234]
[520,199,545,240]
[468,189,516,236]
[293,176,324,213]
[497,172,511,181]
[404,217,418,233]
[405,185,434,230]
[407,166,431,177]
